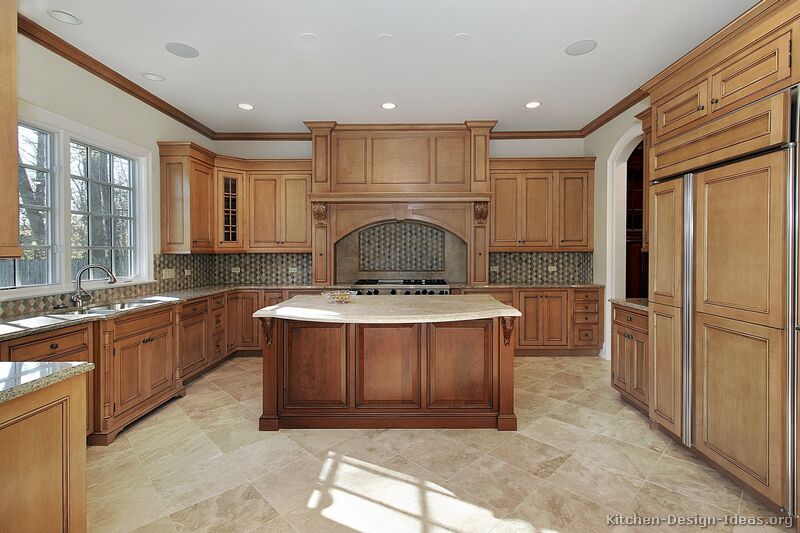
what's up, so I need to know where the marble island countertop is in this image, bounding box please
[609,298,649,312]
[0,361,94,404]
[253,294,522,324]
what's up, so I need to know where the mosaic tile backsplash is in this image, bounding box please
[489,252,593,285]
[359,222,445,272]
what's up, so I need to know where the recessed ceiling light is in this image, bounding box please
[142,73,165,82]
[47,9,82,25]
[377,33,396,44]
[565,39,598,56]
[381,102,397,110]
[165,42,200,59]
[300,33,319,43]
[524,101,541,109]
[237,103,254,111]
[453,33,471,44]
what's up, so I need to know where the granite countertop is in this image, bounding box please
[609,298,649,313]
[0,361,94,404]
[253,294,522,324]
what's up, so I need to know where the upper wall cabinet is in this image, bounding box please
[248,173,311,251]
[216,168,246,251]
[648,16,800,145]
[0,6,20,258]
[488,158,595,252]
[159,143,216,254]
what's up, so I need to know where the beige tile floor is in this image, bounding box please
[86,355,791,533]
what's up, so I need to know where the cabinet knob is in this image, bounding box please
[696,104,705,111]
[50,343,59,349]
[711,98,719,104]
[626,316,632,321]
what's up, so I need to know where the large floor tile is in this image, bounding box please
[88,482,169,533]
[647,454,743,512]
[401,433,484,479]
[87,445,149,503]
[449,454,540,512]
[130,517,176,532]
[205,418,274,453]
[150,454,248,513]
[524,377,584,400]
[546,401,618,432]
[518,415,595,453]
[169,483,279,532]
[576,434,662,479]
[285,428,365,453]
[568,389,627,416]
[252,455,326,514]
[487,434,571,479]
[229,433,312,479]
[314,434,399,467]
[439,428,516,452]
[736,491,794,532]
[548,454,645,513]
[363,428,439,455]
[620,482,734,533]
[136,433,222,479]
[186,401,255,433]
[600,414,672,453]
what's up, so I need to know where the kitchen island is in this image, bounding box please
[253,294,521,431]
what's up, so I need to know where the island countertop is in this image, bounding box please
[253,294,522,324]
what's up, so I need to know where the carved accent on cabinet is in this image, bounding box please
[473,201,489,225]
[260,318,274,347]
[312,203,328,225]
[501,316,515,346]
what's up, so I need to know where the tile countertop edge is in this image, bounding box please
[0,361,95,405]
[608,298,649,313]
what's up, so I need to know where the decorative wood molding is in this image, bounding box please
[308,192,492,203]
[214,131,312,141]
[490,130,583,139]
[473,202,489,225]
[311,203,328,225]
[260,318,273,348]
[501,316,515,346]
[579,89,648,136]
[157,141,312,171]
[489,157,596,171]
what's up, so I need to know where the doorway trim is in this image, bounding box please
[602,123,643,358]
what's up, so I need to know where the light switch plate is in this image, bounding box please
[231,267,241,274]
[288,267,298,274]
[490,266,500,272]
[548,265,558,272]
[184,269,192,276]
[162,268,175,279]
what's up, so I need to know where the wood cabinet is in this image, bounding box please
[239,290,267,349]
[248,173,311,250]
[226,292,241,354]
[649,178,683,307]
[488,159,595,252]
[571,289,601,349]
[610,303,649,412]
[158,143,217,254]
[0,3,20,258]
[178,301,210,381]
[694,151,786,329]
[216,168,246,250]
[1,324,94,435]
[649,302,682,438]
[693,312,785,507]
[0,372,88,533]
[654,77,709,140]
[112,325,173,418]
[517,290,568,347]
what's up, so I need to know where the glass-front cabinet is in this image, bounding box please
[216,168,245,250]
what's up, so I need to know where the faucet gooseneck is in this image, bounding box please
[70,264,117,307]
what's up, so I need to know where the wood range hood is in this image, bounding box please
[304,121,497,285]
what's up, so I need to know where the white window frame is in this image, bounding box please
[0,101,155,300]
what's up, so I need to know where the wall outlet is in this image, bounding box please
[231,267,241,274]
[490,266,500,272]
[547,265,558,272]
[162,268,175,279]
[288,267,298,274]
[184,269,192,276]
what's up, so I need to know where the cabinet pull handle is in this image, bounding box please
[50,343,59,349]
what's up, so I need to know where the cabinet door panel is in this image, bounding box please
[557,171,591,249]
[629,329,649,405]
[517,292,542,347]
[180,314,208,377]
[694,312,784,507]
[654,78,709,141]
[226,293,241,352]
[248,174,280,248]
[611,325,629,393]
[217,169,245,249]
[649,303,682,437]
[282,175,311,247]
[427,320,492,408]
[542,291,568,346]
[649,179,683,307]
[113,335,147,416]
[490,174,519,247]
[239,291,263,349]
[147,327,173,397]
[522,172,554,247]
[189,161,214,251]
[356,324,420,407]
[283,322,348,408]
[695,152,786,328]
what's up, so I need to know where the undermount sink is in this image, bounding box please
[88,301,158,311]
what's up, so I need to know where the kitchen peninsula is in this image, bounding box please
[253,294,521,431]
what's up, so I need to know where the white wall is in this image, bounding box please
[214,140,311,159]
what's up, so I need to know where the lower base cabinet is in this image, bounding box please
[649,302,682,438]
[610,303,649,411]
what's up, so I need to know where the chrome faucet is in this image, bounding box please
[71,264,117,307]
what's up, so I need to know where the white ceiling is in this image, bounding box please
[18,0,759,133]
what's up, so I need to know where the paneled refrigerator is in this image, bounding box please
[649,88,797,513]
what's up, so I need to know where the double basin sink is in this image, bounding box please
[58,300,161,317]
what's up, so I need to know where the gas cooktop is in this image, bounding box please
[350,278,450,295]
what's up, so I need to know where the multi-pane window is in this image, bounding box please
[70,142,136,280]
[0,125,56,289]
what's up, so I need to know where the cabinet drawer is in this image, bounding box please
[710,27,793,115]
[181,299,208,317]
[115,308,174,339]
[210,294,226,310]
[652,91,788,180]
[573,312,598,325]
[573,325,598,347]
[7,326,89,361]
[211,309,225,333]
[612,306,648,332]
[573,301,598,313]
[654,77,709,141]
[573,290,599,301]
